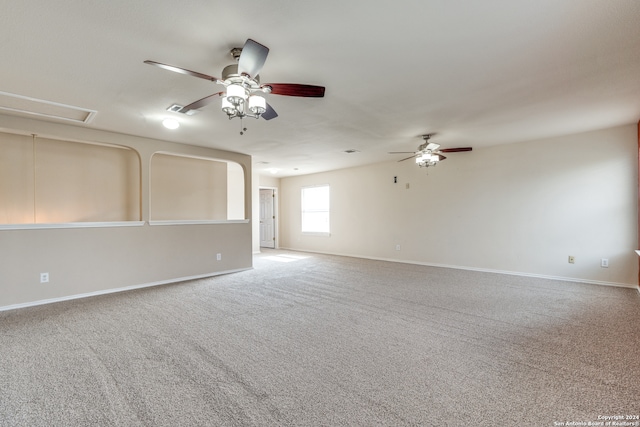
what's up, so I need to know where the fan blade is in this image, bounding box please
[181,92,224,112]
[144,60,218,82]
[435,154,447,161]
[261,102,278,120]
[264,83,325,97]
[398,154,418,162]
[439,147,472,153]
[238,39,269,78]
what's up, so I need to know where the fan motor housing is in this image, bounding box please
[222,64,260,84]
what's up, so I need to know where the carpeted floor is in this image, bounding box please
[1,250,639,426]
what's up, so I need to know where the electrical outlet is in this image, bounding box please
[395,244,401,251]
[40,272,49,283]
[601,258,609,268]
[568,256,575,264]
[216,253,222,261]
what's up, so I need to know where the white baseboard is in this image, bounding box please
[5,252,636,313]
[279,247,638,290]
[0,268,251,312]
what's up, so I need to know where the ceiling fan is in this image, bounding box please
[389,134,472,168]
[144,38,325,128]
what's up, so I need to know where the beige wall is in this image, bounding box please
[1,134,141,223]
[0,133,34,223]
[1,223,251,306]
[279,124,638,287]
[228,162,245,220]
[0,113,252,309]
[259,175,281,189]
[150,153,227,221]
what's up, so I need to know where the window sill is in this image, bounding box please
[302,231,331,237]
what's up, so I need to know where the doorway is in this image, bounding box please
[259,188,276,248]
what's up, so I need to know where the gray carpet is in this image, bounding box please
[1,250,639,426]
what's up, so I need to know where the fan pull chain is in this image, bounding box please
[239,117,247,135]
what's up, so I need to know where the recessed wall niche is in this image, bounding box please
[0,132,140,224]
[150,153,245,221]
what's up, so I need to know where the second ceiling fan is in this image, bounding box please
[145,38,325,124]
[389,134,472,168]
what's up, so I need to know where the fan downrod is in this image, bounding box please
[230,47,243,62]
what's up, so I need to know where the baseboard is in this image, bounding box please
[279,247,638,290]
[0,268,251,313]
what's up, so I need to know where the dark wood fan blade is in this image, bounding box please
[144,60,218,82]
[398,154,418,162]
[261,102,278,120]
[182,92,224,112]
[238,39,269,78]
[264,83,325,97]
[439,147,472,153]
[435,154,447,161]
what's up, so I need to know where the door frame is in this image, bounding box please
[259,186,278,249]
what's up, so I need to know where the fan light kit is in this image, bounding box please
[389,134,472,168]
[145,39,325,134]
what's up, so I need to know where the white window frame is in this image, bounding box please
[301,184,330,235]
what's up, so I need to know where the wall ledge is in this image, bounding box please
[149,219,249,226]
[0,221,145,231]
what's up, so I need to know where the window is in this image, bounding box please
[301,185,330,234]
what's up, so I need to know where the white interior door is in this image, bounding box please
[259,189,275,248]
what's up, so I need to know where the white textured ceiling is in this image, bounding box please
[1,1,640,176]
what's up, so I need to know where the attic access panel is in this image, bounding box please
[0,91,96,124]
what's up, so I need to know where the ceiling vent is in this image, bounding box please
[166,103,197,115]
[166,104,184,113]
[0,91,96,124]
